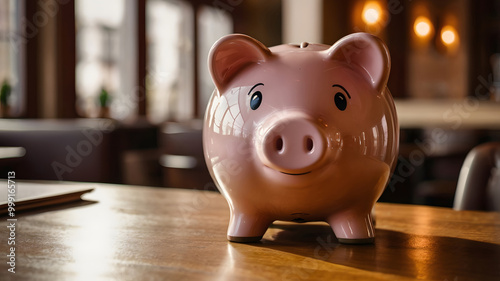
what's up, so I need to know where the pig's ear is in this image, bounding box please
[209,34,271,93]
[326,33,390,92]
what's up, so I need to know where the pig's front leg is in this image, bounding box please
[227,210,272,243]
[327,211,375,244]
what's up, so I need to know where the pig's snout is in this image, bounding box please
[257,113,327,175]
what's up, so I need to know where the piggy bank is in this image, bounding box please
[203,33,399,244]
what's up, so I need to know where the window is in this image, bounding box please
[146,0,194,123]
[0,0,236,120]
[146,0,233,123]
[75,0,137,120]
[0,0,24,117]
[197,5,232,116]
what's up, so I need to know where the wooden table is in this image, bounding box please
[2,182,500,280]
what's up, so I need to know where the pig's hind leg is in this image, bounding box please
[227,210,272,243]
[327,211,375,244]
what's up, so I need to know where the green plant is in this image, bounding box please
[98,88,111,107]
[1,80,12,106]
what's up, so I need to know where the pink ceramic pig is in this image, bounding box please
[203,33,399,244]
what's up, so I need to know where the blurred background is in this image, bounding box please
[1,0,500,207]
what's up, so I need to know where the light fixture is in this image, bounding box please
[414,16,432,38]
[362,1,382,25]
[441,25,457,45]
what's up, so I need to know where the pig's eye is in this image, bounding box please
[250,92,262,110]
[248,83,264,110]
[334,92,347,111]
[332,84,350,111]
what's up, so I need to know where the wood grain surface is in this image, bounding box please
[1,182,499,280]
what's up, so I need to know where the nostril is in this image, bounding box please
[276,137,284,152]
[305,137,314,152]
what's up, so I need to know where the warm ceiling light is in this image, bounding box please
[414,16,432,38]
[362,1,382,25]
[441,25,457,45]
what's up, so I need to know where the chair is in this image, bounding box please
[0,119,117,182]
[159,120,216,191]
[453,142,500,211]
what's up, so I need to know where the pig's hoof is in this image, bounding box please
[228,235,263,243]
[337,237,374,244]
